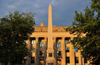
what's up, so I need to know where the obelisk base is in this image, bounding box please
[46,57,56,65]
[46,59,56,65]
[46,49,56,65]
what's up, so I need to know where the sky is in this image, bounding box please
[0,0,91,26]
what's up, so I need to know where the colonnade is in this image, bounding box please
[26,37,84,65]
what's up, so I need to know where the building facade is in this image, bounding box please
[26,4,89,65]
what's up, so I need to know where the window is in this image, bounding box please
[57,42,61,47]
[65,47,69,52]
[40,51,44,56]
[40,42,44,47]
[74,47,78,52]
[75,57,79,63]
[31,57,35,63]
[23,57,26,59]
[65,40,69,44]
[32,40,35,44]
[66,57,70,63]
[84,57,87,63]
[74,41,77,44]
[22,57,27,64]
[31,47,35,52]
[23,40,27,44]
[57,51,61,56]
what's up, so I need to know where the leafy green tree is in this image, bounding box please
[0,11,35,65]
[66,0,100,64]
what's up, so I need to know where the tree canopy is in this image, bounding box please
[66,0,100,64]
[0,11,35,64]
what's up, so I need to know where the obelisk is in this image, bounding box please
[48,4,53,49]
[46,4,56,65]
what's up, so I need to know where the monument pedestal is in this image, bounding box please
[46,49,56,65]
[46,60,56,65]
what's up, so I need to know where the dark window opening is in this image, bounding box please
[84,57,87,63]
[57,51,61,56]
[32,40,35,44]
[31,57,35,63]
[75,57,79,63]
[57,42,61,47]
[40,42,44,47]
[31,47,35,52]
[40,51,44,56]
[65,40,69,44]
[66,57,70,63]
[74,47,78,52]
[65,47,69,52]
[65,38,70,44]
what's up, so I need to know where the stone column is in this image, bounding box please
[53,37,57,65]
[70,37,75,65]
[79,50,82,65]
[82,57,84,65]
[44,37,47,65]
[61,37,66,65]
[35,37,39,65]
[26,38,31,65]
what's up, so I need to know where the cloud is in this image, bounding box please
[51,0,56,4]
[0,0,91,26]
[34,4,40,8]
[7,5,16,10]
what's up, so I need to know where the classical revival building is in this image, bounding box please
[26,4,89,65]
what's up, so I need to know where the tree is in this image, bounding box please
[0,11,35,65]
[66,0,100,64]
